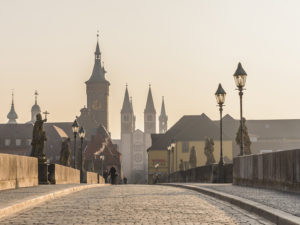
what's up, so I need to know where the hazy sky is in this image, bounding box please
[1,0,300,138]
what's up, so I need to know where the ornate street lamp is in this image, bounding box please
[215,83,226,167]
[78,126,85,171]
[167,140,176,182]
[71,119,79,168]
[233,62,247,156]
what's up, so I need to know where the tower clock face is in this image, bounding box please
[92,100,101,110]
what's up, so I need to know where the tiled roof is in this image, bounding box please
[148,113,229,151]
[217,114,300,140]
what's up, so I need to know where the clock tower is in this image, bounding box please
[85,37,110,131]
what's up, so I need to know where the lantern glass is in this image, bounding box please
[79,127,85,139]
[215,93,226,105]
[234,74,247,88]
[72,120,79,134]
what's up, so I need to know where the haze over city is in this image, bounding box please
[1,0,300,139]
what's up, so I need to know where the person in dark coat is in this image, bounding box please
[109,167,117,184]
[103,169,109,183]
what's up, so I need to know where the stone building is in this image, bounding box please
[147,113,233,184]
[116,85,167,183]
[0,37,121,173]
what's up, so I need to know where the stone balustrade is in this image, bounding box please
[233,149,300,193]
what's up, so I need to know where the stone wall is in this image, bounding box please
[168,163,233,183]
[81,171,99,184]
[48,164,80,184]
[0,153,38,190]
[98,174,105,184]
[233,149,300,193]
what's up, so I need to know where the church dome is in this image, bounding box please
[31,103,41,113]
[7,106,18,120]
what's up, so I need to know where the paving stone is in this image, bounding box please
[189,183,300,217]
[0,185,273,225]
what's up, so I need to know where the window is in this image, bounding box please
[182,142,189,153]
[16,139,21,146]
[27,139,32,146]
[5,139,11,146]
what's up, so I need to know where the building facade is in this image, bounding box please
[147,113,233,184]
[118,86,167,183]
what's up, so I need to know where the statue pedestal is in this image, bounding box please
[38,163,49,184]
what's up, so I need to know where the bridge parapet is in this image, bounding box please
[233,149,300,193]
[0,153,38,190]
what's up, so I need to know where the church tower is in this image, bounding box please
[7,91,18,124]
[85,35,110,131]
[144,86,156,134]
[31,90,41,123]
[159,97,168,133]
[121,85,135,134]
[120,85,135,181]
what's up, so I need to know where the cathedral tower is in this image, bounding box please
[85,36,110,131]
[121,85,135,134]
[159,97,168,133]
[144,86,156,134]
[120,85,135,181]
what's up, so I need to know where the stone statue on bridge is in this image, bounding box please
[236,117,252,155]
[60,138,71,166]
[204,137,216,165]
[189,146,197,168]
[30,113,47,164]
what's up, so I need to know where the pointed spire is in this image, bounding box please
[160,96,167,117]
[144,85,156,113]
[121,85,133,113]
[95,31,101,59]
[7,90,18,124]
[130,96,134,113]
[86,33,108,84]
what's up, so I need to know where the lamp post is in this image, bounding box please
[71,119,79,168]
[167,146,171,182]
[78,126,85,171]
[233,62,247,156]
[215,84,226,168]
[100,155,105,177]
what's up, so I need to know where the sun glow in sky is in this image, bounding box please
[1,0,300,138]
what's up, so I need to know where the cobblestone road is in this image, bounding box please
[190,183,300,217]
[0,185,273,225]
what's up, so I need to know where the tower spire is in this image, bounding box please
[86,33,108,84]
[7,90,18,124]
[144,85,156,113]
[30,90,41,123]
[159,96,168,133]
[34,90,38,104]
[95,31,101,59]
[121,85,133,113]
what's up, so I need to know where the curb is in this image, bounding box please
[0,184,110,219]
[162,183,300,225]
